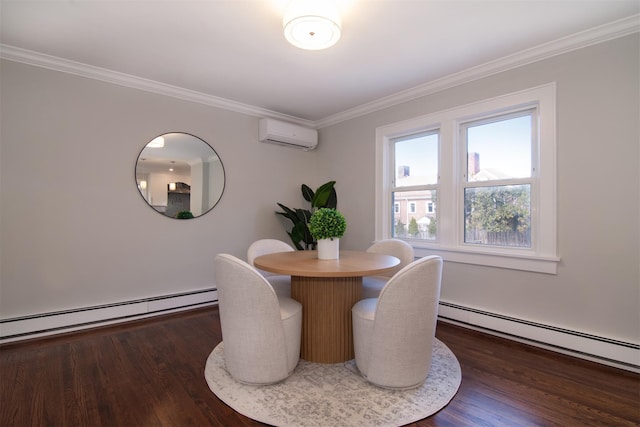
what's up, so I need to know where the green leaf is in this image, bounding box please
[275,203,298,224]
[287,230,305,250]
[290,222,306,242]
[294,208,311,223]
[325,188,338,209]
[311,181,336,208]
[301,184,314,203]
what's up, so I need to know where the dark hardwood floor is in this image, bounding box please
[1,306,638,426]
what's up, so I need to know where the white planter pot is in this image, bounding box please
[317,238,340,260]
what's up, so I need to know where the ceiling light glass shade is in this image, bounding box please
[283,1,341,50]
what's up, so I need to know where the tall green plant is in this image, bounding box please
[276,181,338,250]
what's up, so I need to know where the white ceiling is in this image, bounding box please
[1,1,639,126]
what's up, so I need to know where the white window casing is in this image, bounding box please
[375,83,559,274]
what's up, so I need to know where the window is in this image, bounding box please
[375,84,558,273]
[463,111,533,248]
[391,131,438,240]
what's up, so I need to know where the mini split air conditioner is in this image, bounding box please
[259,118,318,150]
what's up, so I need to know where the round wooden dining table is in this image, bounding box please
[254,250,399,364]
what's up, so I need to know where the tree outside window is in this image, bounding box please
[462,112,533,248]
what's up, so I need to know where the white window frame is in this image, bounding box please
[375,83,559,274]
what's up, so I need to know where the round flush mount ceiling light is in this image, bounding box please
[283,0,342,50]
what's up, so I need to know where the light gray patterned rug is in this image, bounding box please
[204,339,461,427]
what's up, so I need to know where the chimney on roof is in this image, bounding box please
[468,152,480,177]
[397,165,410,179]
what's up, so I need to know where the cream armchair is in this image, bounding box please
[362,239,415,299]
[214,254,302,385]
[247,239,295,298]
[352,255,443,389]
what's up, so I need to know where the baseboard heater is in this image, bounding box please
[2,293,638,373]
[0,288,218,343]
[437,300,639,373]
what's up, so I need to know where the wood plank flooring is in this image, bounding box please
[1,306,638,426]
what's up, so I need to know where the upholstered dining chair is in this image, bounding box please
[247,239,295,298]
[214,254,302,385]
[362,239,415,299]
[352,255,443,389]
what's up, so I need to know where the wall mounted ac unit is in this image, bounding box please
[259,118,318,150]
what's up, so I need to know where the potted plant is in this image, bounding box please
[309,208,347,259]
[175,210,194,219]
[276,181,338,250]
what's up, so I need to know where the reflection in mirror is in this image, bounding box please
[135,133,225,219]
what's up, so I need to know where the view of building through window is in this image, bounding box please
[377,83,556,272]
[391,112,533,247]
[392,132,438,240]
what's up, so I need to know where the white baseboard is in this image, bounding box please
[3,292,638,373]
[438,300,640,373]
[0,288,218,344]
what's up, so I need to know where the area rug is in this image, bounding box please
[204,339,461,427]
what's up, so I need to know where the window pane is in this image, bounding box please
[466,114,532,181]
[394,132,438,186]
[392,190,437,240]
[464,184,531,247]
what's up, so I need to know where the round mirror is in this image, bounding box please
[135,132,225,219]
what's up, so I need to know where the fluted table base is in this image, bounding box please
[291,275,362,364]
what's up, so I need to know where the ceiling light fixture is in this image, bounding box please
[147,136,165,148]
[283,0,342,50]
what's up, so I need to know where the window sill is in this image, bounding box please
[412,244,560,274]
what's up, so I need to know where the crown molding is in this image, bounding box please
[1,14,638,129]
[315,14,640,128]
[0,44,315,128]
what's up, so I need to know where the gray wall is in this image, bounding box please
[318,35,640,344]
[0,60,320,317]
[1,34,638,351]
